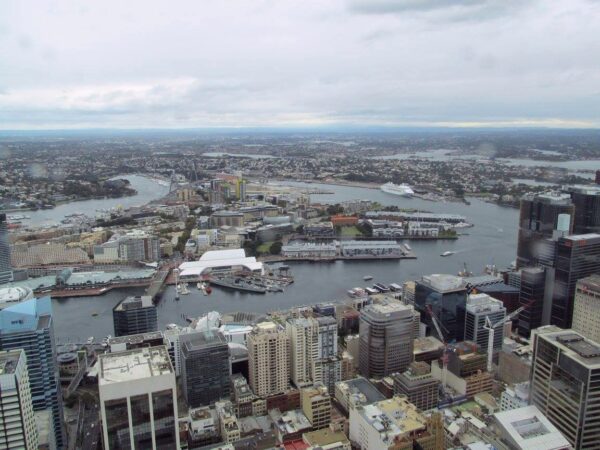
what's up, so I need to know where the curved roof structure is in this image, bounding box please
[179,248,263,277]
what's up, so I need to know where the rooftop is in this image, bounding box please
[0,286,34,308]
[420,274,465,293]
[359,397,426,444]
[537,328,600,369]
[466,293,506,315]
[114,295,154,311]
[494,405,570,450]
[99,345,173,385]
[337,377,386,405]
[181,330,227,351]
[577,274,600,293]
[108,331,164,346]
[303,428,350,447]
[0,350,23,376]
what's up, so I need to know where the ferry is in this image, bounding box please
[380,182,414,198]
[389,283,402,292]
[347,287,368,298]
[363,275,374,281]
[441,251,455,257]
[365,287,379,295]
[373,283,390,293]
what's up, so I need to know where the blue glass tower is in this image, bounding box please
[0,296,65,448]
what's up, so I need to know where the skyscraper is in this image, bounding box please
[0,214,11,285]
[415,274,467,342]
[247,322,290,398]
[550,233,600,328]
[517,192,574,268]
[113,295,158,337]
[99,346,179,449]
[517,267,547,337]
[530,327,600,449]
[566,185,600,234]
[0,349,38,450]
[0,297,65,448]
[180,331,230,408]
[572,274,600,343]
[359,301,417,378]
[464,293,507,351]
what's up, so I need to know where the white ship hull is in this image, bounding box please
[380,183,414,197]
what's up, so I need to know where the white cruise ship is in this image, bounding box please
[380,182,414,197]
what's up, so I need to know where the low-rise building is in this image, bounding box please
[393,362,439,412]
[349,396,444,449]
[303,428,351,450]
[301,384,331,430]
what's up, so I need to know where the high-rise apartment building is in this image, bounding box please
[566,185,600,234]
[359,301,417,378]
[415,274,467,342]
[0,214,11,285]
[180,331,230,407]
[247,322,290,398]
[99,346,179,449]
[0,349,38,450]
[113,295,158,337]
[572,274,600,343]
[465,293,507,351]
[550,233,600,328]
[287,316,340,392]
[0,297,65,448]
[517,191,574,268]
[530,327,600,449]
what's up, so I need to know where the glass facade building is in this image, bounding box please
[113,295,158,337]
[414,274,467,342]
[567,185,600,234]
[180,331,231,408]
[0,297,65,448]
[550,234,600,329]
[0,214,11,284]
[517,267,547,337]
[517,192,574,268]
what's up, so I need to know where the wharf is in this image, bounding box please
[145,269,170,300]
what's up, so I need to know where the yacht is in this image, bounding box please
[441,251,455,257]
[380,182,414,197]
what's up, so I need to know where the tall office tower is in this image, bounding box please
[359,301,417,378]
[287,318,317,387]
[99,346,179,450]
[530,327,600,449]
[113,295,158,337]
[596,170,600,185]
[311,316,340,393]
[393,362,439,412]
[464,293,507,351]
[415,274,467,342]
[247,322,290,398]
[180,331,230,408]
[517,192,574,268]
[550,233,600,329]
[0,297,65,449]
[566,185,600,234]
[0,350,38,450]
[0,214,11,285]
[572,275,600,342]
[517,267,547,337]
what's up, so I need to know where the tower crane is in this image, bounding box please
[426,305,450,391]
[483,300,534,372]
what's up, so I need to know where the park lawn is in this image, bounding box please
[257,241,274,254]
[340,226,362,237]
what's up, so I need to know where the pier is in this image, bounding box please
[146,268,170,301]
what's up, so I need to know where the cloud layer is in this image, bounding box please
[1,0,599,129]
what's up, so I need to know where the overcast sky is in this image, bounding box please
[1,0,600,129]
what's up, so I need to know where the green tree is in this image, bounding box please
[269,241,283,255]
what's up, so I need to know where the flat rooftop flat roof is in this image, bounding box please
[0,350,23,375]
[99,346,173,385]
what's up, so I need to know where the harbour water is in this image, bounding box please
[52,180,520,343]
[22,175,170,227]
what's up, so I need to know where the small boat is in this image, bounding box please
[176,284,182,293]
[363,275,374,281]
[404,243,412,251]
[87,337,94,344]
[197,282,203,289]
[91,312,98,317]
[441,251,455,257]
[181,283,190,295]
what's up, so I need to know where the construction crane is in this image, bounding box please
[426,305,450,391]
[483,301,534,372]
